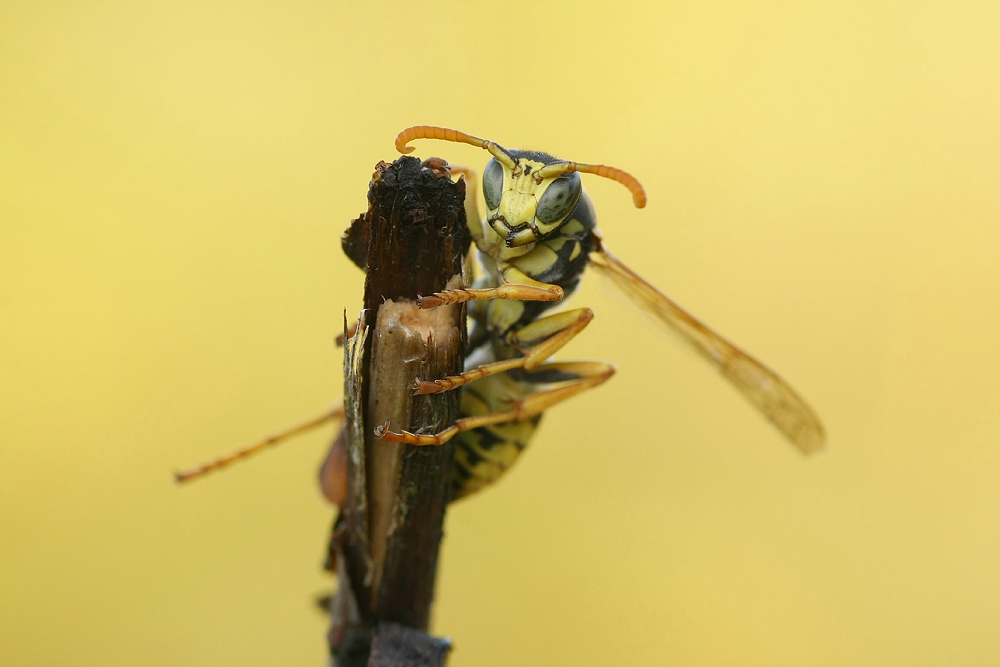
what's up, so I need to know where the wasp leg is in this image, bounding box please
[445,164,483,243]
[376,361,616,446]
[174,402,346,483]
[415,308,594,394]
[418,264,563,308]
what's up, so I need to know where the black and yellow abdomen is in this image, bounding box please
[451,365,543,500]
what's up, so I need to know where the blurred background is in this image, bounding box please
[2,1,999,665]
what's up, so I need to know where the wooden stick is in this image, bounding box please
[329,155,469,667]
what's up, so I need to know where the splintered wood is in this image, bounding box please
[367,287,462,600]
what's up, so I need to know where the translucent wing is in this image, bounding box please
[589,244,825,453]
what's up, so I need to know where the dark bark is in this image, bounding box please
[331,156,468,667]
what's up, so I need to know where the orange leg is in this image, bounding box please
[415,308,595,394]
[376,361,616,446]
[444,163,484,245]
[174,403,345,483]
[419,264,563,308]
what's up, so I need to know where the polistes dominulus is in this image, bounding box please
[176,125,825,503]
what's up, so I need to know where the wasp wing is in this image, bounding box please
[589,245,825,454]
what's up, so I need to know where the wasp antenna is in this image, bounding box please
[394,125,517,170]
[540,161,646,208]
[581,163,646,208]
[395,125,472,153]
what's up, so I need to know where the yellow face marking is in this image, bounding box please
[497,191,537,228]
[489,159,575,247]
[512,159,547,194]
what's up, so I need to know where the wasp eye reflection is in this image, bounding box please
[535,172,582,224]
[482,158,504,210]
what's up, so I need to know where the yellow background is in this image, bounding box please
[2,1,999,665]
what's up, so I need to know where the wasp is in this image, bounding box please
[176,125,825,501]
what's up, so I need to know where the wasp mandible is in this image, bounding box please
[176,126,825,500]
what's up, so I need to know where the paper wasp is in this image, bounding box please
[176,125,825,501]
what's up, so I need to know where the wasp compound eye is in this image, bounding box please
[482,158,504,210]
[536,172,582,224]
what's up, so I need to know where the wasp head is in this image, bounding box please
[393,127,646,245]
[482,151,583,248]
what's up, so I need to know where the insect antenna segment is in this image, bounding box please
[395,125,517,170]
[535,161,647,208]
[395,125,646,208]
